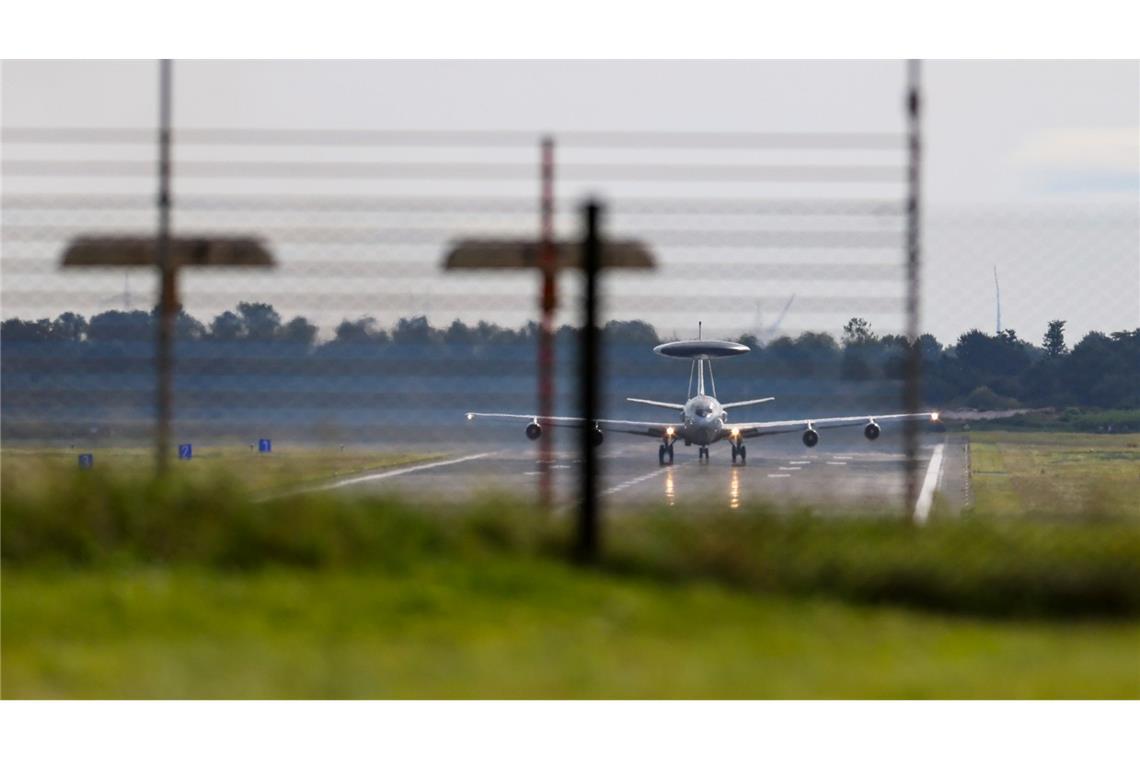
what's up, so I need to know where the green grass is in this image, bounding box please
[5,566,1138,698]
[0,446,441,493]
[4,468,1138,698]
[967,431,1140,518]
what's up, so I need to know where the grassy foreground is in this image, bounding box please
[3,470,1139,698]
[5,565,1137,698]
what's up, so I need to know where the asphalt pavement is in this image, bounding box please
[329,427,962,517]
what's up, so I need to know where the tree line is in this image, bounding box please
[3,305,1138,410]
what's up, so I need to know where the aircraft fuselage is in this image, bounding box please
[679,394,728,445]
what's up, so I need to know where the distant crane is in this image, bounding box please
[993,266,1002,334]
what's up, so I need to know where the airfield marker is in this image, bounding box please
[178,443,193,460]
[78,453,94,470]
[258,438,272,454]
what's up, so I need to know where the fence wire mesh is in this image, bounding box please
[2,62,1137,533]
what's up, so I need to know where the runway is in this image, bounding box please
[331,429,965,517]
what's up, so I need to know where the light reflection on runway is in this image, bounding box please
[343,434,953,517]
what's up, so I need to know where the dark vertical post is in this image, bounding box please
[537,136,557,507]
[155,59,174,473]
[902,59,923,518]
[577,200,602,562]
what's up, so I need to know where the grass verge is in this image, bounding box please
[967,431,1140,518]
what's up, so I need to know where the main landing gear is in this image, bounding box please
[658,442,675,466]
[730,442,747,465]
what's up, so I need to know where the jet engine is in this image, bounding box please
[863,422,881,440]
[802,428,819,448]
[591,427,604,446]
[525,422,542,440]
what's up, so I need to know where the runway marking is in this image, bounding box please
[767,473,792,478]
[603,465,678,495]
[831,455,854,460]
[778,466,802,471]
[826,461,848,466]
[270,452,499,498]
[913,443,945,525]
[551,464,571,470]
[788,460,811,465]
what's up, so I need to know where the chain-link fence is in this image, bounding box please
[3,60,1137,539]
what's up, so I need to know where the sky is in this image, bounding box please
[3,60,1138,344]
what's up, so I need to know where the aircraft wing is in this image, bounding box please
[465,412,671,439]
[734,411,939,439]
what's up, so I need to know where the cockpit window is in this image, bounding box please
[696,407,712,417]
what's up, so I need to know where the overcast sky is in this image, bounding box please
[3,60,1138,343]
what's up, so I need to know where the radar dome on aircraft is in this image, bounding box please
[652,339,750,360]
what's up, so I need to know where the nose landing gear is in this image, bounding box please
[698,446,710,462]
[658,442,675,466]
[730,442,747,465]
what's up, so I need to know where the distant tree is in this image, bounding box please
[334,317,385,343]
[87,310,152,342]
[209,310,245,341]
[1,318,53,342]
[955,329,1032,376]
[1043,320,1067,358]
[392,315,436,345]
[279,316,318,345]
[963,385,1021,411]
[51,312,88,342]
[444,319,473,345]
[604,319,660,345]
[174,310,207,341]
[237,302,281,341]
[916,333,943,363]
[841,317,876,347]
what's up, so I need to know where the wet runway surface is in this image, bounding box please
[334,430,963,517]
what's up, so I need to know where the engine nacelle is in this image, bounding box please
[864,422,881,441]
[802,428,819,448]
[525,422,542,440]
[591,427,604,447]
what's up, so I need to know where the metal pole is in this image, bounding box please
[577,200,602,562]
[902,59,923,518]
[155,59,174,473]
[538,136,556,507]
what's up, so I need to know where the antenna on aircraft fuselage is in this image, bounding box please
[698,321,702,339]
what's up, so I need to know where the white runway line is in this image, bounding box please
[826,461,848,466]
[767,473,792,478]
[788,460,811,465]
[603,465,676,495]
[831,455,854,460]
[778,466,802,471]
[913,443,945,525]
[274,451,498,497]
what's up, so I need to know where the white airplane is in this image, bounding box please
[465,332,939,466]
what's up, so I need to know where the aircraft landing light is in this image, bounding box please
[930,412,940,421]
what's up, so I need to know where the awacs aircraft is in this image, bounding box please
[465,334,939,466]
